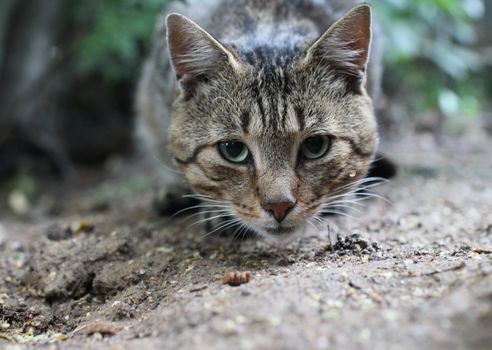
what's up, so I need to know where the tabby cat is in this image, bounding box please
[137,0,384,240]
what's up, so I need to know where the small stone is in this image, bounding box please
[8,189,30,216]
[70,221,95,235]
[53,333,69,341]
[9,241,24,252]
[241,289,252,296]
[45,224,72,241]
[75,322,121,336]
[0,224,7,247]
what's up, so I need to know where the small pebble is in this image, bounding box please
[9,241,24,252]
[0,224,7,247]
[8,190,30,216]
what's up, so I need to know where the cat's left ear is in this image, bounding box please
[302,4,372,91]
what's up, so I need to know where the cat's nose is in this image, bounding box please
[262,199,296,223]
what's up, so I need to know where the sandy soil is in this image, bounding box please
[0,133,491,350]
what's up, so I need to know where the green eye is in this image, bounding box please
[218,141,251,164]
[301,135,331,160]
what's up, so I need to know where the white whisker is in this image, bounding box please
[322,203,362,213]
[319,210,356,220]
[353,191,390,203]
[327,198,365,206]
[189,212,233,228]
[202,219,241,238]
[332,177,387,192]
[181,209,231,222]
[171,203,230,218]
[307,217,324,232]
[183,196,231,206]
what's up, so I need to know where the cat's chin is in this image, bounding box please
[264,226,298,236]
[254,224,306,243]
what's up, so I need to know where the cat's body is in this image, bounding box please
[137,0,382,240]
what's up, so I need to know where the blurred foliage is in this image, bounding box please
[72,0,488,118]
[89,173,151,202]
[72,0,171,81]
[373,0,487,119]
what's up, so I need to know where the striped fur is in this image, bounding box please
[136,0,380,240]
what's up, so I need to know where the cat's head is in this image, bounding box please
[166,5,378,240]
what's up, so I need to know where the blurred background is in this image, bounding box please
[0,0,490,217]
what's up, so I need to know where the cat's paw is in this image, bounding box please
[152,184,199,216]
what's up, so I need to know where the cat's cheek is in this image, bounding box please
[183,169,225,198]
[230,203,262,222]
[296,161,341,197]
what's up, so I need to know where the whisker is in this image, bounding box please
[231,222,250,241]
[181,209,231,223]
[327,177,388,198]
[356,181,389,191]
[324,198,365,206]
[352,191,390,203]
[230,223,244,240]
[313,215,325,225]
[171,203,230,219]
[319,210,356,220]
[307,217,324,232]
[333,177,388,192]
[327,198,366,205]
[202,219,241,238]
[201,219,236,238]
[182,195,231,206]
[324,180,390,207]
[315,190,387,217]
[322,203,362,213]
[188,212,233,228]
[182,193,210,199]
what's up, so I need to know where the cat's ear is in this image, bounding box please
[302,4,372,90]
[166,13,241,89]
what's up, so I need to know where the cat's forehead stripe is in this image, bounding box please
[250,83,267,127]
[247,62,302,134]
[240,111,251,134]
[294,106,305,131]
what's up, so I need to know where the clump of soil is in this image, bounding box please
[24,233,132,301]
[332,233,380,255]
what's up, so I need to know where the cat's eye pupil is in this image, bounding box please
[218,141,250,164]
[304,136,323,153]
[301,135,331,160]
[224,141,243,158]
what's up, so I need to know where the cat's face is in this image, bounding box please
[166,5,378,239]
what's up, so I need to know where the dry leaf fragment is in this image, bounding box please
[190,285,208,293]
[223,271,252,286]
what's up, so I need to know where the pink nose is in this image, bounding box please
[262,200,296,223]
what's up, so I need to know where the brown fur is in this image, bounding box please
[137,0,380,240]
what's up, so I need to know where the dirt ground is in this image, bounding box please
[0,132,491,350]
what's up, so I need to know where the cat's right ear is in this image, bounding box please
[166,14,241,90]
